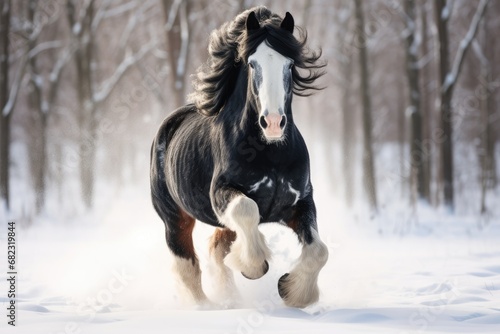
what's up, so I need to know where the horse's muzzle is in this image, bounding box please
[260,114,286,139]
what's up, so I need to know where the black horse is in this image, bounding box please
[150,6,328,308]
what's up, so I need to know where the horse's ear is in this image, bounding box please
[246,11,260,31]
[280,12,294,34]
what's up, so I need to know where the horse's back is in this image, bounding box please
[152,104,198,150]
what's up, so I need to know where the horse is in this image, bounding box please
[150,6,328,308]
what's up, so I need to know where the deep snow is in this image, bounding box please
[1,178,500,334]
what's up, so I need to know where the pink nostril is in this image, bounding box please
[260,114,286,128]
[260,114,286,138]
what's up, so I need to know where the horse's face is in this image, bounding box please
[248,42,293,142]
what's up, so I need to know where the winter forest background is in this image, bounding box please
[1,0,499,225]
[1,1,500,333]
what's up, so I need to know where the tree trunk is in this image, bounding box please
[397,75,406,197]
[162,0,192,108]
[341,56,355,206]
[483,15,497,191]
[479,66,490,215]
[0,0,11,209]
[302,0,312,28]
[478,15,496,215]
[354,0,378,212]
[434,0,489,210]
[333,1,356,206]
[419,0,433,204]
[80,116,96,208]
[434,0,453,209]
[35,114,48,212]
[404,0,425,205]
[67,0,96,208]
[27,0,48,213]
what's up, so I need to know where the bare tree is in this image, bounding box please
[332,0,356,206]
[1,0,12,208]
[65,0,154,208]
[354,0,378,212]
[27,0,47,213]
[418,0,433,204]
[402,0,425,204]
[66,0,96,208]
[475,7,498,215]
[2,0,499,220]
[396,65,407,197]
[161,0,192,108]
[434,0,489,210]
[26,0,74,213]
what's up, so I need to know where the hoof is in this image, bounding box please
[278,273,289,299]
[278,272,319,308]
[241,260,269,280]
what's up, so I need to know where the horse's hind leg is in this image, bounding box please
[150,119,208,304]
[208,228,238,303]
[153,192,208,303]
[165,209,208,303]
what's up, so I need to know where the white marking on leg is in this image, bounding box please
[208,229,239,306]
[172,255,208,304]
[280,229,328,308]
[220,196,271,279]
[287,182,301,205]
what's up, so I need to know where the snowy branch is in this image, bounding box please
[165,0,183,32]
[78,0,96,27]
[43,45,78,114]
[102,0,140,19]
[27,40,63,59]
[119,0,156,49]
[414,50,434,70]
[2,55,28,117]
[92,0,141,32]
[93,41,155,103]
[471,39,489,67]
[443,0,489,93]
[49,46,75,84]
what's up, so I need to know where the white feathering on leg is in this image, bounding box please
[172,255,209,304]
[220,196,271,279]
[280,229,328,308]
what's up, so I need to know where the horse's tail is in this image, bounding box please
[150,126,172,220]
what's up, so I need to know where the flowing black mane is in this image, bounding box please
[190,6,325,116]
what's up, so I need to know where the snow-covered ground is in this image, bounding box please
[1,175,499,333]
[1,136,499,333]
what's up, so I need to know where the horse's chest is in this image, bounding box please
[244,175,303,220]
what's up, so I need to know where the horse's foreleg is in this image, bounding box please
[213,189,271,280]
[279,194,329,308]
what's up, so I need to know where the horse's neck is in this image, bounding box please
[219,69,258,134]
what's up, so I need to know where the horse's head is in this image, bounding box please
[244,12,296,143]
[191,7,324,134]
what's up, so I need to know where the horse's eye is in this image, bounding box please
[248,62,254,69]
[288,63,293,70]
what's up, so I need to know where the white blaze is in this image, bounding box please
[248,43,292,143]
[248,43,288,115]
